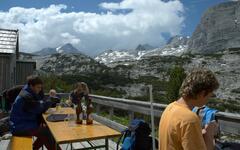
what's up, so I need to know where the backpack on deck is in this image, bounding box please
[2,85,24,111]
[117,119,158,150]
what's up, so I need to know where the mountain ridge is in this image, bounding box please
[33,43,83,56]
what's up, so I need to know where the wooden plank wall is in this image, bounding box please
[16,60,36,85]
[0,54,14,92]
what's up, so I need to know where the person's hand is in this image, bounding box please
[202,121,218,150]
[202,121,219,138]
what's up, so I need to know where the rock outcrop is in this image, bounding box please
[38,53,106,75]
[188,1,240,54]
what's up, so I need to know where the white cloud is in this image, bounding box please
[61,32,81,45]
[0,0,185,56]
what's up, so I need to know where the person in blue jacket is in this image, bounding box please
[9,75,61,150]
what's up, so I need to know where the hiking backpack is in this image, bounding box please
[2,85,24,111]
[117,119,158,150]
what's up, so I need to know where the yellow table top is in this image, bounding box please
[42,107,121,144]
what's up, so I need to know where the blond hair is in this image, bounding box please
[49,89,57,96]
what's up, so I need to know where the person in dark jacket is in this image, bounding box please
[9,75,60,150]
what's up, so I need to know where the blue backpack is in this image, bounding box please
[192,106,218,127]
[117,119,157,150]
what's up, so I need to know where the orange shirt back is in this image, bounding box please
[159,101,207,150]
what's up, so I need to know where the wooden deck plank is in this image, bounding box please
[90,139,106,150]
[72,142,85,149]
[0,139,118,150]
[90,139,120,150]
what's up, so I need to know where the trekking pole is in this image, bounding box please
[149,85,156,150]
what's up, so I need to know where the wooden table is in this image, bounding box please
[42,107,121,150]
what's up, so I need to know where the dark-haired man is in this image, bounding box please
[10,75,60,150]
[159,68,219,150]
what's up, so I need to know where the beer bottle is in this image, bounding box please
[75,102,83,124]
[86,104,93,125]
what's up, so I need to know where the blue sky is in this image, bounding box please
[0,0,229,55]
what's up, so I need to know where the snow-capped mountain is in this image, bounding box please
[33,43,82,56]
[95,49,136,64]
[56,43,80,54]
[94,44,154,65]
[94,36,189,65]
[142,36,189,57]
[37,53,106,75]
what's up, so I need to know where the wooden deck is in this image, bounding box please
[0,138,119,150]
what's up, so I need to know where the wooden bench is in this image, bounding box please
[8,136,32,150]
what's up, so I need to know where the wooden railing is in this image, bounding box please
[57,93,240,135]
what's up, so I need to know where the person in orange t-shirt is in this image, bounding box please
[159,68,219,150]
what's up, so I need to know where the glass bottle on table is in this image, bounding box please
[75,101,83,124]
[82,103,87,120]
[86,99,93,125]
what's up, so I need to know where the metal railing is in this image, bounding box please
[1,93,239,135]
[57,93,240,135]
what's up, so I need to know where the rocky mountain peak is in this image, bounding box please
[142,35,189,58]
[56,43,80,54]
[34,43,81,56]
[167,35,189,47]
[188,1,240,54]
[39,53,105,75]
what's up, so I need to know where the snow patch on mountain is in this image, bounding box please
[95,36,189,65]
